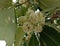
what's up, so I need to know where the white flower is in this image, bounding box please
[12,0,17,3]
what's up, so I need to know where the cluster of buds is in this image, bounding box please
[18,9,45,33]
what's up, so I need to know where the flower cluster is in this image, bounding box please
[18,9,45,33]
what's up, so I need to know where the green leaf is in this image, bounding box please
[15,6,27,18]
[28,33,39,46]
[39,0,60,10]
[14,26,25,46]
[40,25,60,46]
[0,0,12,8]
[0,8,16,46]
[45,22,60,32]
[57,18,60,25]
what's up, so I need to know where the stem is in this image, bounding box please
[35,32,40,46]
[14,7,17,25]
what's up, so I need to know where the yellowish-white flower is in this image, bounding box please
[19,0,27,4]
[19,0,29,8]
[18,9,45,33]
[35,10,45,25]
[22,22,33,33]
[28,13,38,24]
[25,33,31,41]
[18,16,27,25]
[26,9,35,16]
[34,24,42,33]
[22,2,30,8]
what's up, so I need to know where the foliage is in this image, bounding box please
[0,0,60,46]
